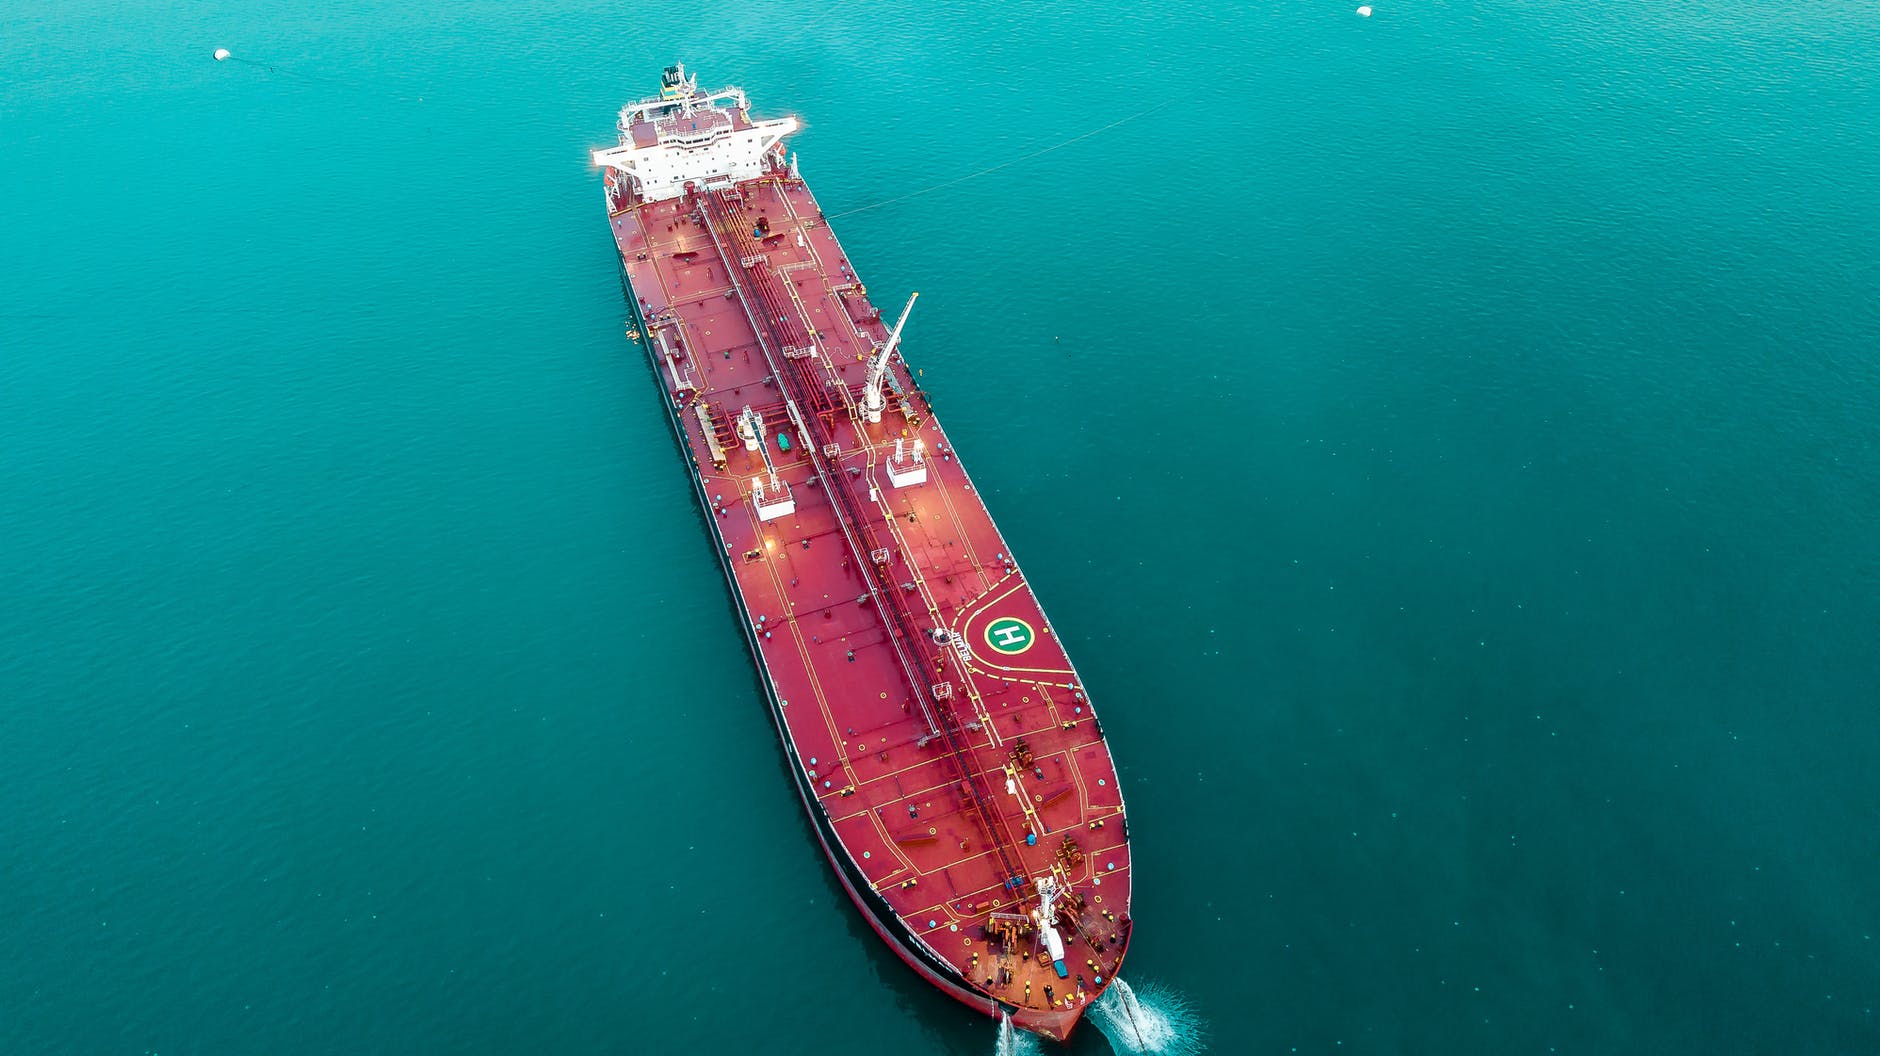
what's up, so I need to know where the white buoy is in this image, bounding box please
[1357,5,1373,15]
[213,48,232,61]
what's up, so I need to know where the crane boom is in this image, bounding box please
[863,291,919,423]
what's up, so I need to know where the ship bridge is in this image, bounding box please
[592,63,799,205]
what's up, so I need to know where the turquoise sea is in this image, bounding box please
[4,1,1877,1053]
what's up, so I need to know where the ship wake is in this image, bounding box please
[1090,977,1207,1055]
[993,1011,1043,1056]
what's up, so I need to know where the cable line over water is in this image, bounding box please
[210,43,1163,213]
[210,46,428,104]
[824,98,1174,221]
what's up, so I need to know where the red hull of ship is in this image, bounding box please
[600,88,1133,1041]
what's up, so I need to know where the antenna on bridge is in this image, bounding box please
[863,292,919,424]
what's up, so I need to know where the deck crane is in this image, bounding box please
[862,291,919,424]
[1031,874,1071,979]
[738,404,795,521]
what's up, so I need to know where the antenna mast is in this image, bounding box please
[863,292,919,424]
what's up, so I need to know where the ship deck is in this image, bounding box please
[608,172,1132,1038]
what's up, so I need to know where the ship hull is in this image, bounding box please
[619,278,1091,1040]
[596,79,1133,1042]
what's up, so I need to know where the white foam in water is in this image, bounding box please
[1089,977,1208,1055]
[994,1011,1044,1056]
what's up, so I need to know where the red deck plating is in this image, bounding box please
[599,82,1132,1042]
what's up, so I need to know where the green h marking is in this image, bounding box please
[984,617,1035,655]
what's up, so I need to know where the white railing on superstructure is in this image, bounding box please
[593,64,798,204]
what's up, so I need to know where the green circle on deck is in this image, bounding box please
[984,616,1036,656]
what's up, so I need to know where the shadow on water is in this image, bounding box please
[1089,978,1208,1056]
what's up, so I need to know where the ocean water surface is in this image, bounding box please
[3,1,1877,1053]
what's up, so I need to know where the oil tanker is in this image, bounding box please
[593,65,1133,1042]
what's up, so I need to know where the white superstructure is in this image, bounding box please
[592,64,798,205]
